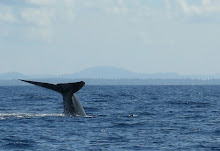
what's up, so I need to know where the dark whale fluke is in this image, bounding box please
[19,79,86,116]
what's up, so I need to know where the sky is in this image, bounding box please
[0,0,220,75]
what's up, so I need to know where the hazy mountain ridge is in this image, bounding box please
[1,66,220,80]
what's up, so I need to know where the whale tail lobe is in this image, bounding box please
[19,79,85,95]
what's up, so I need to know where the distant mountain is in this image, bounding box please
[60,66,220,79]
[0,66,220,80]
[67,66,147,79]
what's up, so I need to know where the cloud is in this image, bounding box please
[0,5,16,23]
[0,0,167,43]
[175,0,220,16]
[103,0,156,19]
[164,0,220,23]
[26,0,56,5]
[23,0,75,27]
[21,8,54,26]
[6,0,76,42]
[105,6,128,15]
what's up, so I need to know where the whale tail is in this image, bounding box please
[19,79,86,116]
[19,79,85,95]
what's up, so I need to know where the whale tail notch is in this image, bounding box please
[19,79,85,95]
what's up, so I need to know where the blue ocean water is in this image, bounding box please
[0,85,220,150]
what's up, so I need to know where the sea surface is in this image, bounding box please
[0,85,220,150]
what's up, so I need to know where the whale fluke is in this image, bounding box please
[19,79,86,116]
[19,79,85,94]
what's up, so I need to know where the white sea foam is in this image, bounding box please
[0,113,64,119]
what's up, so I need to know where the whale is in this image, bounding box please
[19,79,86,116]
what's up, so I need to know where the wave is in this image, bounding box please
[0,113,95,119]
[0,113,64,119]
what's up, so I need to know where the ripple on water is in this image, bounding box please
[0,85,220,150]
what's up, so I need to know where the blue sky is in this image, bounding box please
[0,0,220,75]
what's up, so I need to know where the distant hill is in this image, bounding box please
[0,66,220,80]
[62,66,146,79]
[60,66,220,79]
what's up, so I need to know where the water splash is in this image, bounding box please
[0,113,95,119]
[0,113,64,119]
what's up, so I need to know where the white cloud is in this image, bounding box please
[0,0,161,43]
[104,0,155,18]
[20,1,76,42]
[22,0,76,26]
[21,8,54,26]
[0,6,16,23]
[26,0,56,5]
[176,0,220,16]
[100,0,129,15]
[164,0,171,10]
[105,6,128,15]
[202,0,211,6]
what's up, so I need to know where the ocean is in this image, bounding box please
[0,85,220,150]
